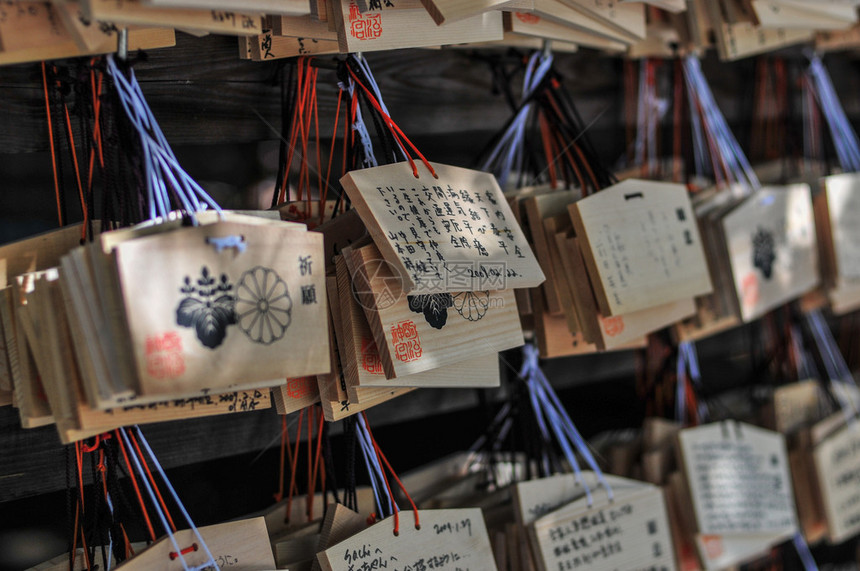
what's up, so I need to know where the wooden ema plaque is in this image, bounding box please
[346,243,523,379]
[721,185,818,322]
[114,517,275,570]
[333,257,499,393]
[818,174,860,283]
[501,6,627,52]
[420,0,510,24]
[678,422,796,535]
[677,422,797,569]
[341,162,545,295]
[751,0,856,30]
[569,179,712,317]
[83,0,263,35]
[317,509,497,571]
[112,219,330,397]
[513,472,650,526]
[321,275,412,420]
[332,0,503,52]
[24,270,272,442]
[556,0,646,40]
[529,483,677,571]
[0,6,175,66]
[813,419,860,543]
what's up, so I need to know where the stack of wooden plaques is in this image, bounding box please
[683,0,858,60]
[677,184,819,341]
[0,212,336,442]
[508,178,711,358]
[305,161,546,420]
[4,0,860,65]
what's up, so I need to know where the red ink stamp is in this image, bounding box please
[701,535,723,559]
[601,315,625,337]
[348,1,382,40]
[145,332,185,380]
[391,320,422,363]
[287,376,313,399]
[361,337,384,375]
[515,12,540,24]
[741,271,760,310]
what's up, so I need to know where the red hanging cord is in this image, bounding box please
[285,408,305,523]
[306,407,313,521]
[41,62,63,227]
[115,429,157,542]
[128,430,177,533]
[537,111,558,189]
[672,58,684,184]
[321,87,344,218]
[62,101,89,239]
[274,416,288,502]
[361,413,420,534]
[346,66,437,179]
[308,408,326,521]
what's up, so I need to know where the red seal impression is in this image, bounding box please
[391,320,422,363]
[515,12,540,24]
[361,337,384,375]
[702,535,723,559]
[601,315,625,337]
[348,1,383,40]
[741,271,760,310]
[287,376,313,399]
[145,332,185,380]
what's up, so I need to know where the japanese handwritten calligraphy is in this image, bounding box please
[341,162,545,295]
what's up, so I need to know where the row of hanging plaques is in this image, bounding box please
[4,0,860,66]
[7,153,860,434]
[24,397,860,570]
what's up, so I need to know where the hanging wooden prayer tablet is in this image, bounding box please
[345,243,523,379]
[677,421,797,536]
[114,517,275,570]
[556,0,646,40]
[110,218,329,397]
[513,472,649,526]
[317,509,497,571]
[569,179,712,316]
[334,256,499,392]
[332,0,503,52]
[721,185,818,322]
[529,483,677,571]
[320,274,412,420]
[420,0,510,25]
[340,161,545,295]
[83,0,264,36]
[816,174,860,283]
[813,419,860,543]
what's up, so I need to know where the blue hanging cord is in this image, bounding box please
[683,55,760,193]
[806,310,858,422]
[530,359,613,501]
[792,531,819,571]
[682,341,709,424]
[522,345,614,503]
[805,53,860,172]
[118,429,215,571]
[354,417,386,517]
[676,342,688,425]
[131,427,219,571]
[482,50,553,187]
[356,414,398,519]
[106,56,222,222]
